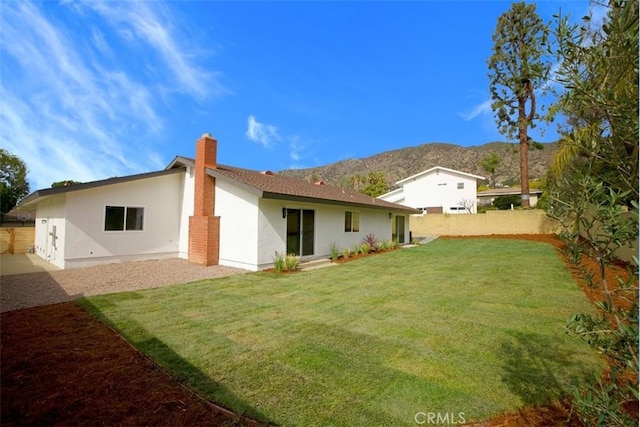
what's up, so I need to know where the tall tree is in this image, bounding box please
[479,152,502,188]
[548,1,638,423]
[348,174,366,192]
[361,171,388,197]
[488,2,551,207]
[0,149,29,216]
[551,0,638,202]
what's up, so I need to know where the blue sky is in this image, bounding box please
[1,0,596,191]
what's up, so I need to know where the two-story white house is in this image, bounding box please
[378,166,484,214]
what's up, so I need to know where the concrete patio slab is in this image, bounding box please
[1,254,61,276]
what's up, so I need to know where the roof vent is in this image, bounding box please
[314,180,325,186]
[261,170,274,176]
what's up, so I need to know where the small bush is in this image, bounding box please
[329,243,340,262]
[361,243,371,254]
[377,241,388,252]
[342,248,351,259]
[493,194,521,210]
[390,239,399,249]
[352,243,361,255]
[273,252,285,273]
[362,233,379,251]
[273,252,299,272]
[284,254,299,271]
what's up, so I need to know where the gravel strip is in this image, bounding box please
[0,258,247,313]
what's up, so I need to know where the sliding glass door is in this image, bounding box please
[286,209,315,256]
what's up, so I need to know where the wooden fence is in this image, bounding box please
[1,227,35,254]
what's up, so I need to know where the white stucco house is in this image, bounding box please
[18,134,418,271]
[378,166,484,214]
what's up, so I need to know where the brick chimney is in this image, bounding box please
[188,133,220,265]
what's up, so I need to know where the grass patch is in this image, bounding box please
[79,239,602,425]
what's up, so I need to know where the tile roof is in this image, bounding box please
[168,156,418,213]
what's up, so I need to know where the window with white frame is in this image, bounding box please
[105,206,144,231]
[344,211,360,232]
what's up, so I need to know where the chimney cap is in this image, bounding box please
[201,132,213,138]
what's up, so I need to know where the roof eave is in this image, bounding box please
[18,167,186,208]
[396,166,485,185]
[166,156,194,169]
[262,192,420,214]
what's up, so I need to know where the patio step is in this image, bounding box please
[298,258,336,271]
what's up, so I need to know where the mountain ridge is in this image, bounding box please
[279,141,557,190]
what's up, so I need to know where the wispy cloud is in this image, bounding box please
[85,0,224,100]
[459,99,492,122]
[0,1,222,190]
[288,135,306,168]
[246,116,280,148]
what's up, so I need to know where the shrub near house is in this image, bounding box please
[493,195,521,210]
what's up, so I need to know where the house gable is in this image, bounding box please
[395,166,484,186]
[379,166,484,213]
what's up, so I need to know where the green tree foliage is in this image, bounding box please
[361,171,388,197]
[488,2,551,207]
[548,1,639,424]
[349,174,366,192]
[0,149,29,216]
[550,0,638,204]
[479,153,502,188]
[492,194,521,210]
[341,172,389,197]
[52,180,82,188]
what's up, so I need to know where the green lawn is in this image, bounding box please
[79,239,602,426]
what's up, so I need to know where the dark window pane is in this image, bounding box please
[344,211,352,232]
[301,210,314,256]
[126,207,144,230]
[105,206,125,231]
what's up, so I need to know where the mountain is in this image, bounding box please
[279,141,557,190]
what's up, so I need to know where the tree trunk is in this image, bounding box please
[518,98,530,208]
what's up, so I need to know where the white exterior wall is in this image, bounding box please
[379,188,404,204]
[256,199,404,270]
[178,167,195,258]
[34,195,67,269]
[60,172,185,268]
[30,168,410,272]
[400,170,479,213]
[215,179,261,270]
